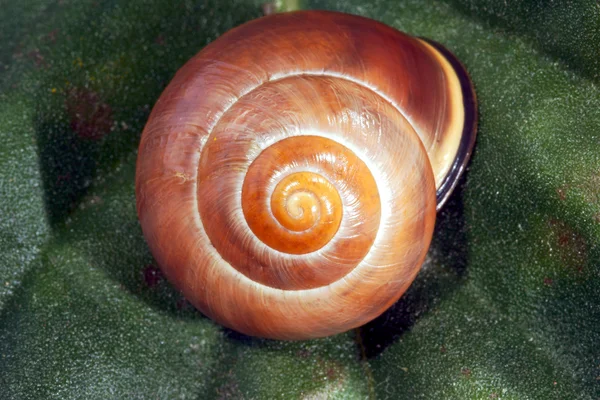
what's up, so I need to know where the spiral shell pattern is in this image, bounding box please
[136,11,474,339]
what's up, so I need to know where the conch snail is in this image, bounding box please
[136,10,477,340]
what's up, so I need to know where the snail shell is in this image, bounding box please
[136,10,477,340]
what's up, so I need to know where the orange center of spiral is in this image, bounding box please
[241,135,378,256]
[269,172,342,247]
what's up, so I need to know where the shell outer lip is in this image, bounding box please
[420,38,478,211]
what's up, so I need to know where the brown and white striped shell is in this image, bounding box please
[136,10,477,340]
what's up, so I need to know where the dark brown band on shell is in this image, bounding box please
[421,38,478,209]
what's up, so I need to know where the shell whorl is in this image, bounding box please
[197,75,431,292]
[136,10,474,340]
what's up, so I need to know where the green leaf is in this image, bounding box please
[1,0,598,399]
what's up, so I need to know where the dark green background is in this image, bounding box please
[1,0,598,398]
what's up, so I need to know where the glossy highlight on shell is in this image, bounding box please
[136,10,477,340]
